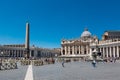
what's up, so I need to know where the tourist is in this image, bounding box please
[62,59,65,67]
[92,60,96,68]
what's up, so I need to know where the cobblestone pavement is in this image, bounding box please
[0,61,120,80]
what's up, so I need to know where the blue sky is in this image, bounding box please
[0,0,120,48]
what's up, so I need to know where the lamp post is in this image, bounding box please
[92,39,99,61]
[92,39,102,61]
[92,50,97,61]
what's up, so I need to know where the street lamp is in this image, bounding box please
[92,49,98,60]
[92,39,99,60]
[92,39,102,61]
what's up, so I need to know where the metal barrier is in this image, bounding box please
[20,59,55,66]
[0,61,17,70]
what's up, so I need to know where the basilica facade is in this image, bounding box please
[61,29,120,60]
[61,29,97,59]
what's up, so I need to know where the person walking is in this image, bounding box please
[92,60,96,68]
[62,59,65,67]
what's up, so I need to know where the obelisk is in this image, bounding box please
[25,22,30,59]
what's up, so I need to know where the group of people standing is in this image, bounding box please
[104,57,117,63]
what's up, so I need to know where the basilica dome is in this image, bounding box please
[81,28,91,38]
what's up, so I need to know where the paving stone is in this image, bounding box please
[0,61,120,80]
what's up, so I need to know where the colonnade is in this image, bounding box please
[61,45,89,56]
[99,46,120,58]
[0,49,24,58]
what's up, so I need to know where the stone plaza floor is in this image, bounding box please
[0,61,120,80]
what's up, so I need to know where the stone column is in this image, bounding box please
[117,46,119,58]
[109,47,112,58]
[106,47,108,58]
[79,46,80,54]
[72,46,74,55]
[12,50,14,57]
[89,48,92,59]
[102,47,105,58]
[68,46,70,55]
[86,45,89,54]
[7,50,9,57]
[18,50,19,57]
[11,50,13,57]
[81,46,83,54]
[9,50,10,57]
[113,46,115,58]
[65,46,67,55]
[13,50,15,58]
[29,50,31,57]
[18,50,20,57]
[21,50,23,57]
[75,46,77,54]
[19,50,21,57]
[61,46,63,55]
[14,50,16,57]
